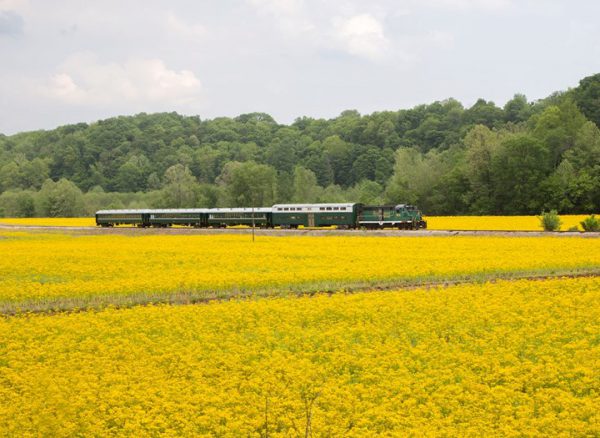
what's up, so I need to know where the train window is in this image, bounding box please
[320,207,325,211]
[326,207,332,211]
[341,207,346,211]
[333,207,339,210]
[284,208,289,211]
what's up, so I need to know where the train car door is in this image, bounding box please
[308,213,315,227]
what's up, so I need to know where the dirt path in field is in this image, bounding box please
[2,270,599,317]
[1,223,600,238]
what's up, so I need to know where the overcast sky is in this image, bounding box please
[1,0,599,134]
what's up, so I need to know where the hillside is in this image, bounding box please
[1,73,599,217]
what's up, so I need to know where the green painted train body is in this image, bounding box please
[149,210,208,227]
[95,203,426,229]
[95,210,150,227]
[358,204,427,229]
[207,208,272,228]
[272,203,358,228]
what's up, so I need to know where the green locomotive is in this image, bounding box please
[358,204,427,229]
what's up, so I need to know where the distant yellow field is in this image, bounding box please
[0,214,596,230]
[0,217,96,227]
[1,231,599,310]
[1,276,598,436]
[425,215,592,231]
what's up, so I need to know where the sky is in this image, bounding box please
[1,0,599,135]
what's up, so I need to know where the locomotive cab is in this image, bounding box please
[395,204,427,229]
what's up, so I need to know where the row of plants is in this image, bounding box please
[540,211,599,231]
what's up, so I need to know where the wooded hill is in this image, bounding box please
[1,73,599,217]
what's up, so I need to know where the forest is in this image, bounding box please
[0,73,599,217]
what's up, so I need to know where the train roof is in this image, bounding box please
[150,209,211,213]
[97,208,271,214]
[209,208,272,213]
[96,209,153,214]
[272,203,357,210]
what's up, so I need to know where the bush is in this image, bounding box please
[580,215,600,232]
[36,178,84,217]
[0,190,36,217]
[539,210,562,231]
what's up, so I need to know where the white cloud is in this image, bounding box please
[41,53,202,107]
[331,14,390,60]
[0,0,28,12]
[249,0,304,16]
[165,12,206,42]
[426,30,455,48]
[247,0,314,36]
[425,0,512,11]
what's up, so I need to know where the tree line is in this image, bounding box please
[1,73,599,217]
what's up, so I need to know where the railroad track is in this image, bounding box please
[1,222,600,237]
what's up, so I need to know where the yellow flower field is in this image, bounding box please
[0,214,596,230]
[1,231,600,311]
[1,276,598,436]
[425,215,593,231]
[0,217,96,227]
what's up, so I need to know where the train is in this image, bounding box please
[95,203,427,230]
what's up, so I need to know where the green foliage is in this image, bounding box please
[36,178,84,217]
[0,190,35,217]
[503,94,532,124]
[1,73,600,216]
[539,210,562,231]
[161,164,198,208]
[492,135,549,214]
[572,73,600,127]
[580,215,600,232]
[222,161,278,207]
[350,180,383,204]
[292,166,321,203]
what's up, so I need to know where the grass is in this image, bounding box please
[2,267,600,316]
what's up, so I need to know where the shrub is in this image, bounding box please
[580,215,600,232]
[539,210,562,231]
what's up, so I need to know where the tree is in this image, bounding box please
[115,155,151,192]
[352,148,381,182]
[36,178,84,217]
[0,162,20,191]
[385,147,439,206]
[292,166,321,203]
[532,99,586,168]
[540,159,578,212]
[503,94,531,123]
[464,99,504,128]
[491,135,549,214]
[195,183,221,208]
[317,184,348,202]
[350,180,383,204]
[322,135,354,187]
[223,161,277,207]
[303,148,334,187]
[564,121,600,170]
[572,73,600,127]
[463,125,502,213]
[161,164,197,208]
[0,190,35,217]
